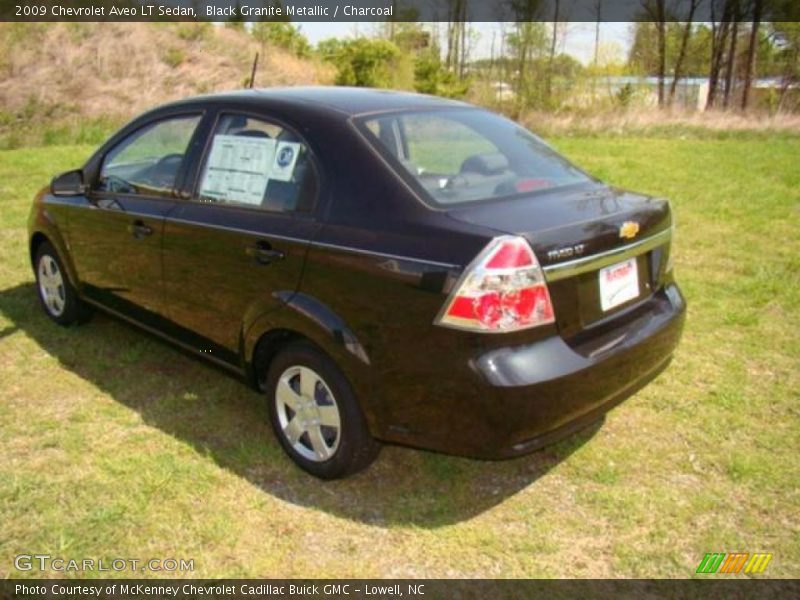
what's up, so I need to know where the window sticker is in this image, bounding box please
[199,134,277,206]
[270,141,301,182]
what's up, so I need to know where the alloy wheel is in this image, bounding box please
[275,365,342,462]
[38,255,66,317]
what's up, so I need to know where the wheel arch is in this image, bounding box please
[249,328,306,391]
[244,292,375,430]
[29,229,80,289]
[29,231,49,265]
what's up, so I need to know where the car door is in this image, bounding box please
[161,111,320,362]
[68,113,205,325]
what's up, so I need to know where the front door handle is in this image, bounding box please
[128,220,153,239]
[246,241,285,265]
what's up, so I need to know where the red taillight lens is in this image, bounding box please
[435,236,555,333]
[484,239,534,269]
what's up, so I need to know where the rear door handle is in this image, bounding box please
[245,241,285,265]
[128,220,153,239]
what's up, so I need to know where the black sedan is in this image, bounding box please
[28,87,686,478]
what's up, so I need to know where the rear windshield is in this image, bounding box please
[356,108,592,206]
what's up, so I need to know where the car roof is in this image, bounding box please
[168,86,473,118]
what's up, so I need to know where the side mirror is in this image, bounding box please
[51,169,86,197]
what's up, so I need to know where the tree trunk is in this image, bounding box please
[657,19,666,106]
[740,0,763,111]
[459,16,467,78]
[445,22,454,70]
[490,30,496,82]
[594,2,601,65]
[593,1,601,99]
[547,0,561,103]
[445,0,461,72]
[515,25,530,118]
[722,14,740,109]
[707,0,733,110]
[639,0,667,106]
[669,1,700,107]
[776,80,790,113]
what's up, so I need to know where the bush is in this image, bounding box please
[162,48,185,68]
[616,83,635,109]
[414,49,468,98]
[175,23,211,42]
[317,38,401,88]
[252,22,311,58]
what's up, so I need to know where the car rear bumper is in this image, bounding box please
[381,283,686,459]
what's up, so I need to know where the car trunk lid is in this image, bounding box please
[446,184,673,339]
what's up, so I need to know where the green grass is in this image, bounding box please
[0,136,798,578]
[0,113,122,151]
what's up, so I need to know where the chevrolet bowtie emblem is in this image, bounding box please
[619,221,640,240]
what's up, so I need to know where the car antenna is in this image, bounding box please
[249,52,259,89]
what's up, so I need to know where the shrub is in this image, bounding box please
[252,22,311,59]
[175,23,211,42]
[162,48,185,68]
[317,38,401,88]
[616,83,635,109]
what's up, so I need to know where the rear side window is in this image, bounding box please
[97,115,201,197]
[195,114,317,213]
[357,109,592,206]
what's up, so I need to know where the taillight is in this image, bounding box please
[435,236,555,333]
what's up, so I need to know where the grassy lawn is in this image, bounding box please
[0,137,798,578]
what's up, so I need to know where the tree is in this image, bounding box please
[503,0,548,112]
[225,0,245,30]
[391,22,469,98]
[628,22,660,75]
[252,22,311,58]
[668,0,701,106]
[593,0,602,67]
[389,22,430,53]
[741,0,764,111]
[685,24,714,76]
[414,48,441,94]
[382,3,421,43]
[771,24,800,111]
[707,0,735,109]
[629,21,712,78]
[413,46,469,97]
[443,0,473,79]
[722,1,742,109]
[317,38,401,88]
[767,2,800,112]
[507,22,549,112]
[546,0,567,103]
[640,0,668,107]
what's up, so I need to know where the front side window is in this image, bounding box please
[195,114,317,213]
[97,115,201,197]
[357,109,593,206]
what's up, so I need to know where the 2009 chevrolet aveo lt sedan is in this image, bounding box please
[29,87,685,478]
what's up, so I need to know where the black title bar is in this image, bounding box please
[4,579,800,600]
[2,0,800,23]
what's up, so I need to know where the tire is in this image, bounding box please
[264,341,380,479]
[34,241,91,326]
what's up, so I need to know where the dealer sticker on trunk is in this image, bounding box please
[599,257,640,311]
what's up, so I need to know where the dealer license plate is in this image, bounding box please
[599,258,639,312]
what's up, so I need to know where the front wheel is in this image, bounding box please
[34,241,91,326]
[264,341,380,479]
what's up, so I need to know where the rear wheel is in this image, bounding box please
[34,241,91,326]
[264,341,379,479]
